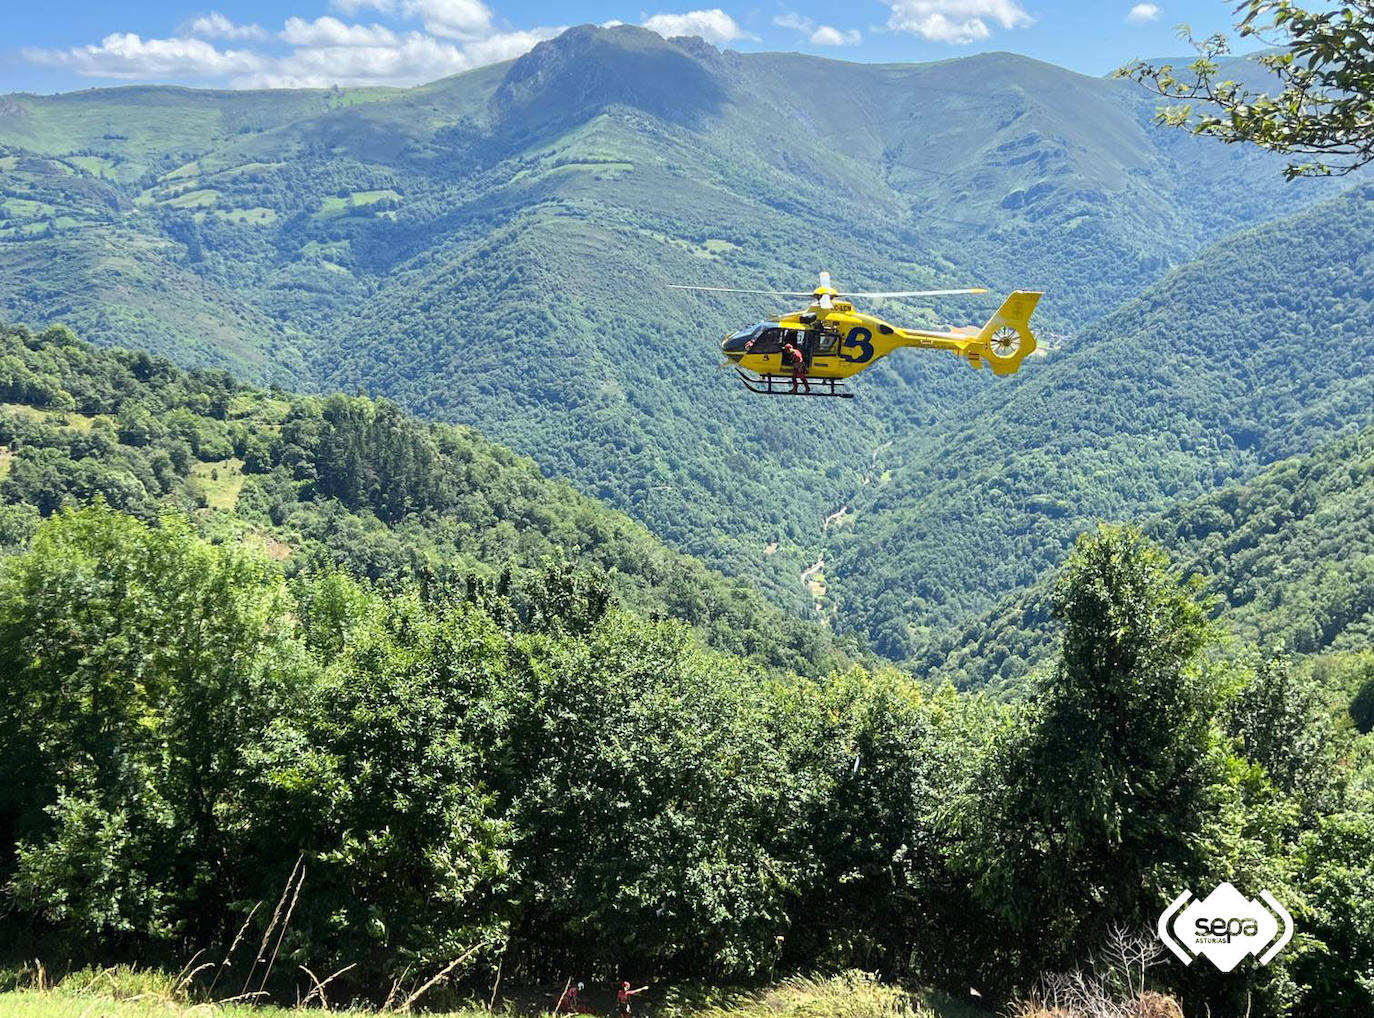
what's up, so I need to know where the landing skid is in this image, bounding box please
[735,369,854,398]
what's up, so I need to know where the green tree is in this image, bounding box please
[0,505,306,952]
[244,585,511,982]
[490,611,795,977]
[1289,812,1374,1014]
[1224,651,1341,812]
[960,525,1224,981]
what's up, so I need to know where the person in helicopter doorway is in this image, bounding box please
[780,336,810,394]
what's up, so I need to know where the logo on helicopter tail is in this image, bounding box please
[1157,882,1293,972]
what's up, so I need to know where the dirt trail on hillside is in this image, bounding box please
[800,440,894,618]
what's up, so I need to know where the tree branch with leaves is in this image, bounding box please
[1118,1,1374,179]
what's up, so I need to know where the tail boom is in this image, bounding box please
[896,290,1043,375]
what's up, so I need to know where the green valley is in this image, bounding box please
[1,26,1359,621]
[925,423,1374,696]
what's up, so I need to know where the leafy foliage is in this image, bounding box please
[1121,2,1374,179]
[956,527,1225,979]
[2,505,1369,1017]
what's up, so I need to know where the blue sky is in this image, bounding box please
[1,1,1255,93]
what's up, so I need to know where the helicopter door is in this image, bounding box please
[777,329,813,367]
[806,326,839,366]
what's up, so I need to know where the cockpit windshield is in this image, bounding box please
[722,322,774,354]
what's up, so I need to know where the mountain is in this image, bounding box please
[0,321,850,677]
[824,184,1374,659]
[924,424,1374,696]
[0,26,1351,620]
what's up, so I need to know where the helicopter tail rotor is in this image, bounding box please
[972,291,1042,375]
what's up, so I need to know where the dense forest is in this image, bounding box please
[1,325,1372,1016]
[927,424,1374,697]
[0,322,849,677]
[825,184,1374,659]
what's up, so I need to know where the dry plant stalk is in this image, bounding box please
[1015,927,1172,1018]
[242,854,304,996]
[209,901,261,999]
[300,962,357,1011]
[383,965,413,1013]
[259,861,306,993]
[394,945,481,1014]
[487,937,509,1013]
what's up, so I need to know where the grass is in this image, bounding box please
[212,207,279,226]
[316,190,401,217]
[64,155,120,178]
[0,405,101,434]
[191,458,247,511]
[2,199,57,220]
[0,971,992,1018]
[165,160,202,181]
[162,189,219,210]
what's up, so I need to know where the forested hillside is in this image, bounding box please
[927,425,1374,695]
[824,183,1374,658]
[0,322,847,675]
[0,26,1349,614]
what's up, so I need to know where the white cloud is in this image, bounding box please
[773,13,860,45]
[458,27,561,66]
[882,0,1032,44]
[243,33,461,87]
[773,13,809,32]
[1127,3,1162,24]
[25,13,556,90]
[281,16,399,47]
[183,12,267,40]
[333,0,494,39]
[238,26,559,88]
[407,0,495,40]
[809,25,861,45]
[642,9,748,45]
[23,32,267,79]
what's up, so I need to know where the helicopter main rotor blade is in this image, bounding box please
[839,288,989,298]
[668,285,816,297]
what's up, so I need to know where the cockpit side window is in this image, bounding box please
[812,326,841,356]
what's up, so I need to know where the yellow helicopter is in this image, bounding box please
[671,272,1042,398]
